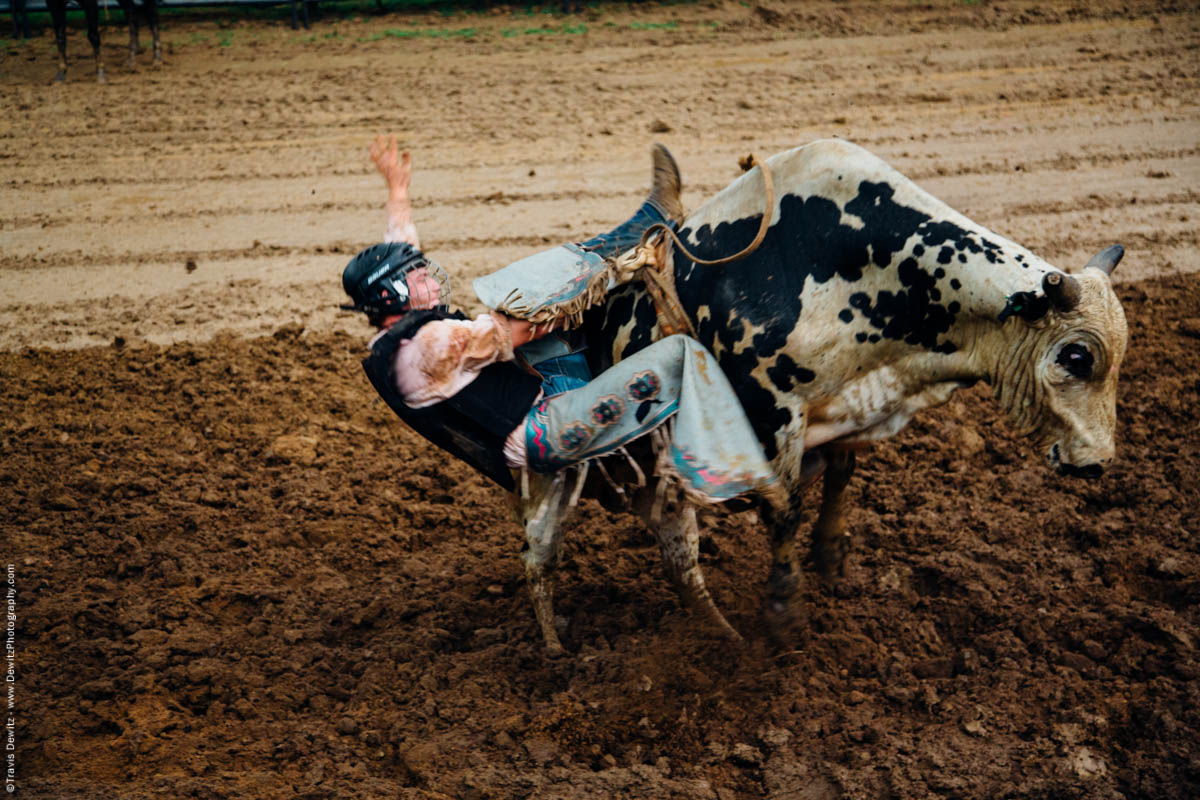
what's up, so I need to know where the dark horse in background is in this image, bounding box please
[11,0,31,39]
[46,0,161,82]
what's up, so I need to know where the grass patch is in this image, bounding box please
[501,24,587,37]
[630,20,679,31]
[361,26,479,41]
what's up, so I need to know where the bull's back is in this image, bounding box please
[587,139,970,456]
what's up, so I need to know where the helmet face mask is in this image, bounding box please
[341,243,452,323]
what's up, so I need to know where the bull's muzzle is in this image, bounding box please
[1049,443,1106,479]
[1056,461,1104,479]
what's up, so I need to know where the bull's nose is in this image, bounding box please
[1057,461,1104,479]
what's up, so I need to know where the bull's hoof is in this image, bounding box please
[763,596,806,645]
[544,640,569,659]
[765,569,803,603]
[96,69,107,84]
[809,535,852,582]
[809,554,848,583]
[718,623,745,644]
[53,70,66,83]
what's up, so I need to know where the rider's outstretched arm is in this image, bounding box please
[370,134,421,249]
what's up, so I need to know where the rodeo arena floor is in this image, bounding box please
[2,0,1199,798]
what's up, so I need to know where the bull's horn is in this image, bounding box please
[1043,271,1081,312]
[1084,244,1124,275]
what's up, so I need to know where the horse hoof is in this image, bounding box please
[97,70,107,84]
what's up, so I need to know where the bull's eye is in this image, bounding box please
[1056,342,1094,379]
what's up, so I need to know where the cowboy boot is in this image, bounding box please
[647,143,684,225]
[578,144,685,259]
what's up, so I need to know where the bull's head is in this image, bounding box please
[993,245,1128,478]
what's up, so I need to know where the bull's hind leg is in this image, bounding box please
[518,471,575,657]
[650,496,742,642]
[809,447,857,579]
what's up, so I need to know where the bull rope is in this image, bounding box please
[641,153,775,268]
[611,154,775,338]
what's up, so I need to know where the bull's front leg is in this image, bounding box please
[517,471,575,657]
[645,490,742,642]
[762,496,805,632]
[761,450,827,634]
[809,447,857,579]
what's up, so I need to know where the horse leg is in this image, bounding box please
[148,0,161,66]
[647,492,741,642]
[12,0,31,40]
[82,0,105,83]
[126,6,140,69]
[49,0,68,82]
[809,447,857,580]
[518,471,575,657]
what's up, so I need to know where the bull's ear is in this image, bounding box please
[1043,272,1081,312]
[1084,244,1123,275]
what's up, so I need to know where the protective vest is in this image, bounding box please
[361,309,542,491]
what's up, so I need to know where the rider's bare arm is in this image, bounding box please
[371,135,561,349]
[371,134,421,249]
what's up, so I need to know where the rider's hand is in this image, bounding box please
[370,134,412,196]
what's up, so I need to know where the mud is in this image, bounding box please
[2,1,1199,798]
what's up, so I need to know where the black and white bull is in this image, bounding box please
[518,138,1128,655]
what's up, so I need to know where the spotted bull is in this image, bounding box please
[519,138,1128,654]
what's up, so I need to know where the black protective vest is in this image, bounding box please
[362,309,542,491]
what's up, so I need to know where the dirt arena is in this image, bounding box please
[2,1,1199,797]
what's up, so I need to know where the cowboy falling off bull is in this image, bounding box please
[340,135,1129,655]
[340,135,783,516]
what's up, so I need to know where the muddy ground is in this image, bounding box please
[2,0,1199,797]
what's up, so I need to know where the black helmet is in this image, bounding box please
[340,242,451,320]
